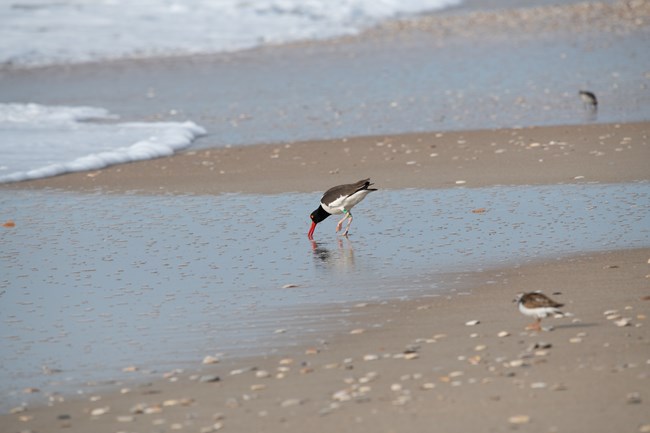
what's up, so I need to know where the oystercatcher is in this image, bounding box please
[514,292,564,331]
[308,178,377,239]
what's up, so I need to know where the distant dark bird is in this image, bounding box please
[308,178,377,239]
[514,292,564,331]
[579,90,598,111]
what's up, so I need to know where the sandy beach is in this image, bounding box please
[2,248,649,433]
[3,122,649,433]
[6,121,649,194]
[2,1,650,432]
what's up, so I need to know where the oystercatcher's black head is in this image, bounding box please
[308,206,331,239]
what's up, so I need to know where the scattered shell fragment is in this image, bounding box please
[144,406,162,415]
[497,331,510,337]
[90,407,110,416]
[465,320,480,326]
[281,398,303,408]
[117,415,135,423]
[509,359,525,367]
[3,220,15,228]
[122,365,138,372]
[363,354,379,361]
[508,415,530,424]
[199,375,221,383]
[350,328,365,335]
[421,382,436,390]
[615,318,631,327]
[202,355,220,365]
[332,390,352,402]
[282,284,299,289]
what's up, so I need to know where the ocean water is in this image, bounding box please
[0,0,460,183]
[0,0,460,68]
[1,183,648,410]
[0,103,205,183]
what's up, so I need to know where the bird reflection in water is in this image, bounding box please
[309,238,356,272]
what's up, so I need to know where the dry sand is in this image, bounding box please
[2,120,649,432]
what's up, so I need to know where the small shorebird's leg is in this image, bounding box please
[341,212,354,237]
[526,318,542,331]
[336,210,350,233]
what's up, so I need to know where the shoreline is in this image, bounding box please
[3,247,648,432]
[2,1,649,430]
[3,121,648,195]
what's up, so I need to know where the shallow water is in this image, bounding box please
[1,182,649,410]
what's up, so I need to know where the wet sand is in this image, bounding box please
[5,121,649,194]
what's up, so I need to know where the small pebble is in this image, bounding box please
[627,392,642,404]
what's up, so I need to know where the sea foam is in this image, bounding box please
[0,0,461,68]
[0,103,206,183]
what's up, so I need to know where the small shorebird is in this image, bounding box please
[514,292,564,331]
[579,90,598,111]
[308,178,377,239]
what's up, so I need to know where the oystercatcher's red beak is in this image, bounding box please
[308,221,317,239]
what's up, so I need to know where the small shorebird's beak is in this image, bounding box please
[308,222,317,239]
